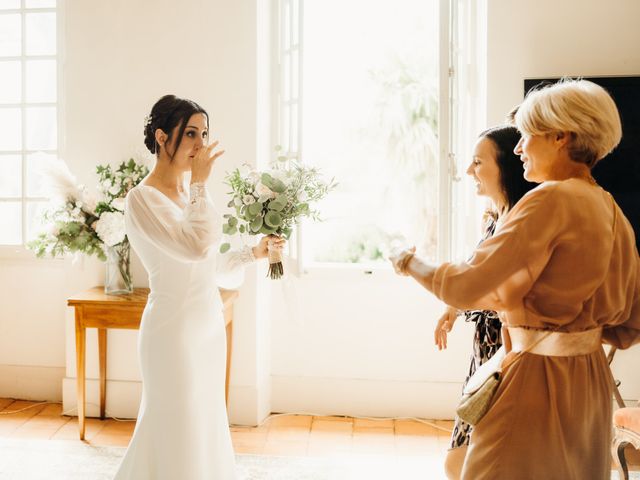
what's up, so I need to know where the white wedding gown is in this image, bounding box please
[114,183,251,480]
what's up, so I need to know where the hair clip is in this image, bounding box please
[144,114,153,127]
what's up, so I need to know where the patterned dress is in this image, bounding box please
[449,216,501,450]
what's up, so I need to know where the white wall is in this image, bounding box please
[485,0,640,125]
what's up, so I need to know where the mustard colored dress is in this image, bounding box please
[429,179,640,480]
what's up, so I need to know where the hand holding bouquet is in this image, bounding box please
[220,153,336,279]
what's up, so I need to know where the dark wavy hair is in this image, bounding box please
[479,125,537,210]
[143,95,208,159]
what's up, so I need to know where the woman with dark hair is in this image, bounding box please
[115,95,283,479]
[434,125,536,479]
[392,80,640,479]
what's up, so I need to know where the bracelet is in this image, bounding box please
[398,252,415,275]
[190,182,206,204]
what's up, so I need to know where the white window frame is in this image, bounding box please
[0,0,62,259]
[273,0,304,274]
[275,0,473,274]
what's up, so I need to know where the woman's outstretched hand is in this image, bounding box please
[252,235,286,260]
[191,141,225,184]
[435,306,459,350]
[389,246,416,275]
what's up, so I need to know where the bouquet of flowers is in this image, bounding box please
[28,158,149,293]
[220,151,336,279]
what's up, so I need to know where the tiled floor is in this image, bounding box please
[0,397,638,473]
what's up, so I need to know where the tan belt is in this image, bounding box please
[507,326,602,357]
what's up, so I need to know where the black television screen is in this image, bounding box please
[524,76,640,253]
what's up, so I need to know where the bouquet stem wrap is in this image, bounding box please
[268,242,284,279]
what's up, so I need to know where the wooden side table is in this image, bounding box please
[67,286,238,440]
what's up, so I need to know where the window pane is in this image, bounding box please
[291,49,299,100]
[0,14,21,56]
[26,106,56,150]
[292,0,299,46]
[26,151,54,197]
[26,60,56,102]
[0,154,21,197]
[0,61,21,103]
[0,0,20,10]
[0,201,21,245]
[0,108,22,150]
[25,12,56,55]
[26,0,56,7]
[302,0,439,264]
[26,200,47,242]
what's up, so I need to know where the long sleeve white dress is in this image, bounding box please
[113,183,252,480]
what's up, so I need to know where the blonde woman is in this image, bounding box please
[391,79,640,479]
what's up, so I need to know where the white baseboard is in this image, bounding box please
[271,375,464,420]
[0,365,65,402]
[228,379,271,427]
[62,377,142,419]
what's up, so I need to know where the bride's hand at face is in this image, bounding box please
[252,235,287,260]
[190,141,225,184]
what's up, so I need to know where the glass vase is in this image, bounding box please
[104,239,133,295]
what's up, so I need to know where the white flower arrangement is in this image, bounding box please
[28,158,148,262]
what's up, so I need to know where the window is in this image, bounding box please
[277,0,455,268]
[0,0,58,247]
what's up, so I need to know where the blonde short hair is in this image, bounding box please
[515,79,622,167]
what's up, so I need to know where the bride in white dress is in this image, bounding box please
[114,95,284,480]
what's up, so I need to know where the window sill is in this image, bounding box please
[0,245,64,264]
[299,261,397,280]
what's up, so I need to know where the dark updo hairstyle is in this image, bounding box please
[143,94,208,159]
[479,125,537,211]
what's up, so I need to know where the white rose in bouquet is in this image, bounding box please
[94,211,126,246]
[111,197,126,211]
[255,181,276,199]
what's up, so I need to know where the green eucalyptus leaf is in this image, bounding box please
[219,243,231,254]
[268,196,286,211]
[239,225,246,234]
[247,202,263,217]
[270,178,286,193]
[250,216,263,232]
[261,173,274,189]
[260,225,276,235]
[264,211,282,228]
[228,217,238,227]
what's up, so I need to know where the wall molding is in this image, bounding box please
[62,377,142,419]
[0,365,65,402]
[271,375,465,419]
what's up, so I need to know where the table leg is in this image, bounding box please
[98,328,107,420]
[74,309,86,440]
